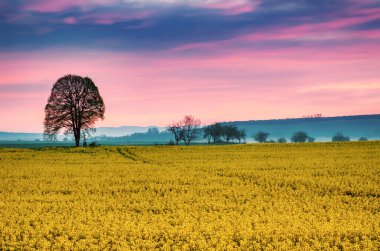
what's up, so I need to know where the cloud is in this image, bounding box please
[62,16,77,25]
[0,83,49,93]
[353,18,380,30]
[21,0,257,14]
[1,0,379,53]
[1,0,380,131]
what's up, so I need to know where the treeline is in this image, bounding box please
[253,131,315,143]
[252,131,368,143]
[203,123,246,144]
[167,115,246,145]
[67,115,371,146]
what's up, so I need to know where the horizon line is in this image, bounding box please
[2,113,379,134]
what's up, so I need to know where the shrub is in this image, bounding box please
[332,132,350,142]
[277,138,287,143]
[291,131,309,143]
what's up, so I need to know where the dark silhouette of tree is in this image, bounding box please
[167,121,184,145]
[204,123,245,144]
[203,125,213,144]
[253,131,269,143]
[147,127,160,135]
[236,129,246,143]
[307,136,315,143]
[277,137,287,143]
[332,132,350,142]
[182,115,201,146]
[291,131,309,142]
[44,74,105,147]
[81,128,95,147]
[209,123,224,143]
[222,124,239,143]
[358,137,368,141]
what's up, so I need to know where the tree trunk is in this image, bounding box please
[74,128,81,147]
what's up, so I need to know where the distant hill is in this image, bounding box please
[93,126,166,137]
[1,114,379,142]
[0,132,43,141]
[0,126,164,141]
[227,114,380,141]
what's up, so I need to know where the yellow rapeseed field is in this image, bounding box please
[0,142,379,250]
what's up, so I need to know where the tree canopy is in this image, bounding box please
[44,74,105,147]
[291,131,309,143]
[167,115,201,146]
[332,132,350,142]
[253,131,269,143]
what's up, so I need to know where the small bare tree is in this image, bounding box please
[182,115,201,146]
[167,121,184,145]
[167,115,201,146]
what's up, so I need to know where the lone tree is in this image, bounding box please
[254,131,269,143]
[44,74,105,147]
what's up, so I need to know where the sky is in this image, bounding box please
[0,0,380,132]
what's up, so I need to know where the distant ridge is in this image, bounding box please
[0,126,165,141]
[230,114,380,124]
[0,131,43,141]
[226,114,380,141]
[1,114,379,141]
[94,126,166,137]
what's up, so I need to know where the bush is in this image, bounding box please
[89,141,99,147]
[277,138,287,143]
[358,137,368,141]
[253,131,269,143]
[307,137,315,143]
[332,132,350,142]
[291,131,309,143]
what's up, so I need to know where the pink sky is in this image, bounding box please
[1,43,379,132]
[1,0,380,132]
